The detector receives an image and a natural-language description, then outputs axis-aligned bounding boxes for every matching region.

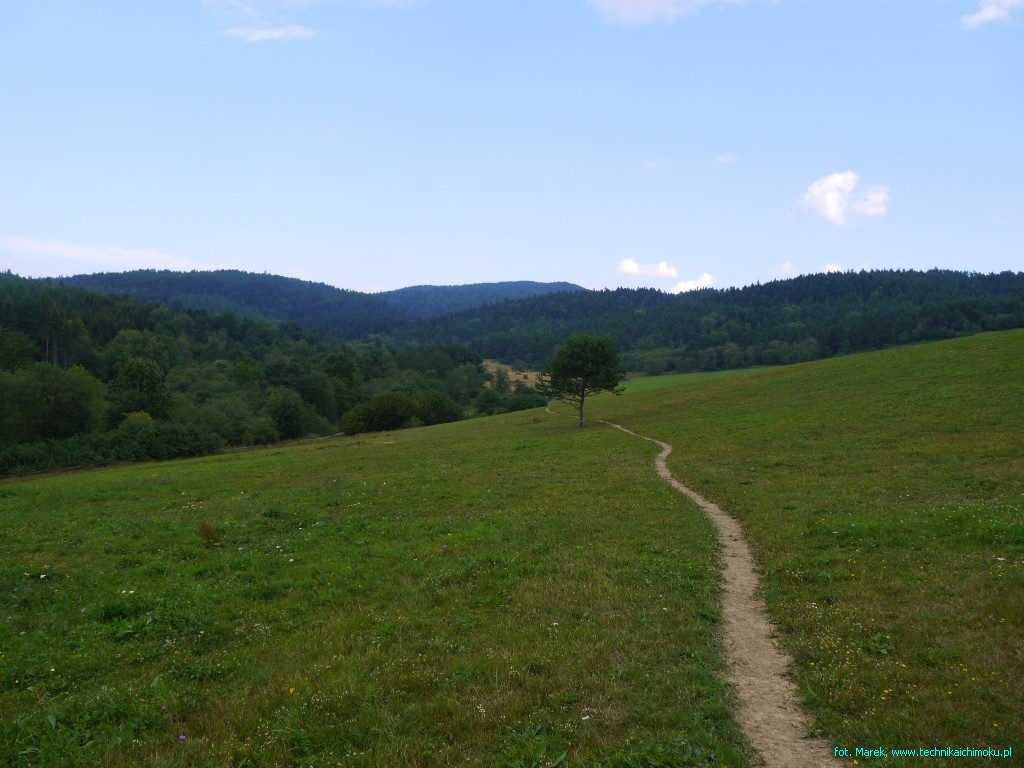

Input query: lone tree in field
[537,334,623,427]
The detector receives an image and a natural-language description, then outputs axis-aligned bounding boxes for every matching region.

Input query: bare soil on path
[599,419,841,768]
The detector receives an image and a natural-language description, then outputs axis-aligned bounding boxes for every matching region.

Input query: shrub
[0,422,224,477]
[243,416,280,446]
[414,390,464,425]
[506,390,547,412]
[339,404,372,435]
[474,387,506,416]
[120,411,154,426]
[339,391,417,435]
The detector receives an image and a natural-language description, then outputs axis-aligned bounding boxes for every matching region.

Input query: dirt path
[599,419,840,768]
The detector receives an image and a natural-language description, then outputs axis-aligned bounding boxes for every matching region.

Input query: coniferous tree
[537,334,623,427]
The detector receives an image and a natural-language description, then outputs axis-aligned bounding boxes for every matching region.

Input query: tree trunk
[577,395,585,427]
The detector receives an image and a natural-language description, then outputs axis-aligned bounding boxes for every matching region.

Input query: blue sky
[1,1,1021,293]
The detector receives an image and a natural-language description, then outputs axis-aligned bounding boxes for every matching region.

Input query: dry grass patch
[483,359,544,389]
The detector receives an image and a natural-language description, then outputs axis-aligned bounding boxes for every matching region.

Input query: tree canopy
[400,269,1024,371]
[537,334,623,427]
[0,273,492,475]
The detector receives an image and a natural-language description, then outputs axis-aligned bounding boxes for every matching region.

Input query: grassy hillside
[589,330,1024,756]
[3,330,1020,766]
[0,415,750,766]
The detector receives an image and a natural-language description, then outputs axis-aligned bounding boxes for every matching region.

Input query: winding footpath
[599,419,841,768]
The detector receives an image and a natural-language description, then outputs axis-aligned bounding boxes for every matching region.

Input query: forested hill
[0,272,499,475]
[400,269,1024,373]
[57,270,584,335]
[58,270,410,338]
[377,281,584,317]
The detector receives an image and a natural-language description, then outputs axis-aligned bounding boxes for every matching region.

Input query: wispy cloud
[800,171,890,226]
[207,0,319,41]
[588,0,742,26]
[205,0,417,41]
[851,186,889,218]
[0,237,220,274]
[714,152,739,164]
[219,24,316,41]
[962,0,1024,28]
[771,260,799,277]
[672,272,715,292]
[616,258,679,279]
[643,157,673,172]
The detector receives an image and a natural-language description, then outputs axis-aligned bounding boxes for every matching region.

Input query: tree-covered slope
[58,270,411,338]
[38,268,1024,378]
[0,273,489,475]
[403,269,1024,372]
[57,271,586,335]
[376,280,585,317]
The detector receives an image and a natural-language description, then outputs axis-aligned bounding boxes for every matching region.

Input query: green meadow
[2,330,1022,766]
[1,413,750,765]
[592,329,1024,758]
[619,369,765,394]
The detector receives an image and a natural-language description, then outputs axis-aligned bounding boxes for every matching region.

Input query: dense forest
[0,274,544,476]
[402,269,1024,372]
[58,268,1024,376]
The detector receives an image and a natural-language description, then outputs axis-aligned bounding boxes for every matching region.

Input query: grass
[619,369,766,394]
[4,330,1020,767]
[588,330,1024,764]
[0,412,751,766]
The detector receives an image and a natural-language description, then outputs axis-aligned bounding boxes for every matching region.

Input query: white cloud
[671,272,715,292]
[714,152,739,164]
[962,0,1024,28]
[0,237,220,274]
[617,258,680,279]
[617,258,715,292]
[801,172,857,225]
[821,263,843,274]
[851,187,889,218]
[800,171,889,226]
[219,24,316,40]
[588,0,741,25]
[772,260,799,277]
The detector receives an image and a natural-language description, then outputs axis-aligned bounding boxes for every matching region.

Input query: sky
[1,1,1021,294]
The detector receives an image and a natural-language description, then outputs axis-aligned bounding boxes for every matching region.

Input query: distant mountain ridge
[377,281,585,318]
[57,270,584,337]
